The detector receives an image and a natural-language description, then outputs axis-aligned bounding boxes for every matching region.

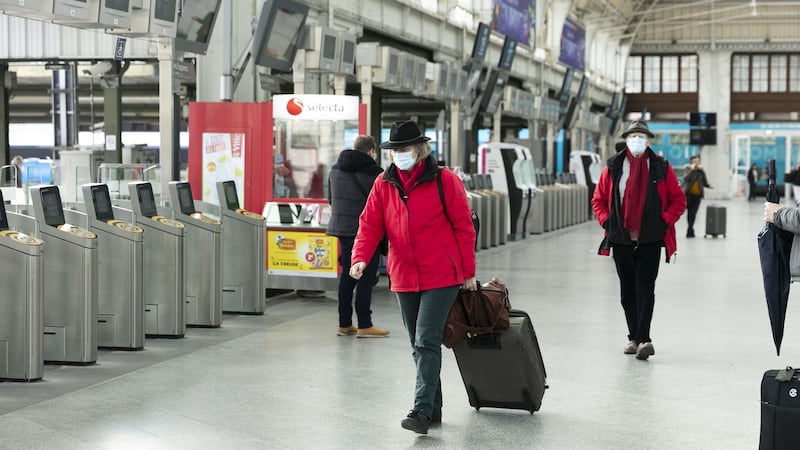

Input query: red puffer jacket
[352,157,476,292]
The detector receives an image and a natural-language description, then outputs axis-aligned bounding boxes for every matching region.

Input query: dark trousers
[686,193,702,232]
[396,286,459,418]
[612,242,661,343]
[337,236,380,329]
[749,182,758,200]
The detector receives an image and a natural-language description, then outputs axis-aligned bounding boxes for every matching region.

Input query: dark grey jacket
[326,149,383,238]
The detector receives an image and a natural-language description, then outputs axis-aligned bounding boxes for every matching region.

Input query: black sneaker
[431,408,442,424]
[401,410,430,434]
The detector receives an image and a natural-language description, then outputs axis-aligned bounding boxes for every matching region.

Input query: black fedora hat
[620,120,655,138]
[380,121,431,149]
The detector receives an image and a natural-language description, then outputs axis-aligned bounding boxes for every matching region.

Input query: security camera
[82,61,113,77]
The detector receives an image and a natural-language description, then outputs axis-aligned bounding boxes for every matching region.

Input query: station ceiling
[5,0,800,129]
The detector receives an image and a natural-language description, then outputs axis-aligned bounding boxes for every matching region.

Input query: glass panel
[732,54,749,92]
[273,119,359,200]
[680,55,698,92]
[752,55,769,92]
[662,56,679,93]
[790,55,800,92]
[625,56,642,93]
[770,55,787,92]
[643,56,660,93]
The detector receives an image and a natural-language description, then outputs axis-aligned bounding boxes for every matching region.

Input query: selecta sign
[272,95,359,121]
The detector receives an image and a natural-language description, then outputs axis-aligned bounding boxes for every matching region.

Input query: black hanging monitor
[90,184,115,222]
[137,183,158,218]
[689,112,717,127]
[471,22,491,61]
[0,190,8,231]
[174,0,222,55]
[40,186,66,228]
[497,36,517,71]
[251,0,309,71]
[176,182,196,215]
[221,180,240,211]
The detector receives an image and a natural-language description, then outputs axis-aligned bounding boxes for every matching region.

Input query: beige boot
[357,326,390,338]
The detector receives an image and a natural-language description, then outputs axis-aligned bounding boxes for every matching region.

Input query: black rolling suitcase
[452,309,547,413]
[760,367,800,449]
[705,204,727,238]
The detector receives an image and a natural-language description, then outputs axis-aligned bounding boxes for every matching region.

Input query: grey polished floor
[1,198,796,449]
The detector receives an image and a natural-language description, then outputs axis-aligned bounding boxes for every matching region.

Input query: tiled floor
[1,198,796,449]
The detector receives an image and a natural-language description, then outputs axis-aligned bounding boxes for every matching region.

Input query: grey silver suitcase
[705,204,727,238]
[452,309,547,413]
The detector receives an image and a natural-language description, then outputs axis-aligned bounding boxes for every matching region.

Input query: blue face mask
[392,151,417,171]
[626,136,647,155]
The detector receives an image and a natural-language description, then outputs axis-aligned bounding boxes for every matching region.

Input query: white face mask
[392,151,416,170]
[626,136,648,155]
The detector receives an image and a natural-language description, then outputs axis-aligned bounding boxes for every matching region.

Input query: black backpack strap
[436,168,455,229]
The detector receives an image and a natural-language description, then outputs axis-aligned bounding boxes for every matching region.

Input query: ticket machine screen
[176,183,195,215]
[222,181,240,211]
[137,183,157,218]
[91,184,115,222]
[0,191,8,230]
[41,186,66,227]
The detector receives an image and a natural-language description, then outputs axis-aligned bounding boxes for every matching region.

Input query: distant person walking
[748,164,760,201]
[326,135,389,338]
[591,120,686,361]
[682,155,714,238]
[10,155,23,187]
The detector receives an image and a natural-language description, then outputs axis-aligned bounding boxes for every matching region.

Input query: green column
[104,61,123,163]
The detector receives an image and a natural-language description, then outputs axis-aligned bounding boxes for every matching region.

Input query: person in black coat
[326,135,389,338]
[747,164,759,201]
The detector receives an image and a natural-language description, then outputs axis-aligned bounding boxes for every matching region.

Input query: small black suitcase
[760,367,800,450]
[705,204,727,238]
[452,309,547,413]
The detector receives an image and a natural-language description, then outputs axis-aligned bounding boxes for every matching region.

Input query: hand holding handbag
[442,277,511,349]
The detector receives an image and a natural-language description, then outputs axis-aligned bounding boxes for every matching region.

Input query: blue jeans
[337,236,380,328]
[396,286,459,417]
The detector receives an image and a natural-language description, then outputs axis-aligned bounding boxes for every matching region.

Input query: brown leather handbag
[442,277,511,349]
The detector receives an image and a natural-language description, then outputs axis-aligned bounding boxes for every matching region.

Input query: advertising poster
[267,230,338,278]
[202,132,246,205]
[559,18,586,71]
[490,0,533,47]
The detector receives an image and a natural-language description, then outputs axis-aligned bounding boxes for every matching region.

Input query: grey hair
[395,141,431,161]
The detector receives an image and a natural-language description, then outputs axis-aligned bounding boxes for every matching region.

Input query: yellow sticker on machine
[267,230,338,278]
[153,216,185,228]
[108,220,144,233]
[237,209,265,220]
[0,230,43,246]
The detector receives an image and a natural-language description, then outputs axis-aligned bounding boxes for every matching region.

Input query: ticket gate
[123,182,185,337]
[81,183,145,350]
[0,192,44,381]
[465,177,490,249]
[168,181,223,327]
[29,185,98,365]
[470,174,495,248]
[479,174,508,245]
[193,180,266,314]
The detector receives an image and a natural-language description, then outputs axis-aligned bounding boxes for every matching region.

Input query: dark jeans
[337,236,380,329]
[686,193,702,232]
[396,286,459,418]
[612,242,661,343]
[749,182,758,200]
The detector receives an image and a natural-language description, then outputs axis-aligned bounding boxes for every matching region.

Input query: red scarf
[395,160,426,194]
[623,150,649,234]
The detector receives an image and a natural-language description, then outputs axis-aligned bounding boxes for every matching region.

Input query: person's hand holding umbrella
[764,202,783,223]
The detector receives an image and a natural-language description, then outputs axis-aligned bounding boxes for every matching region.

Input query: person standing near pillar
[682,155,714,238]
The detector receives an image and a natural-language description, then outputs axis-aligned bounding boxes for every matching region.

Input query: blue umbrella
[758,159,794,355]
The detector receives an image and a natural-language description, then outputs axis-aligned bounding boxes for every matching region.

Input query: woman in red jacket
[591,120,686,361]
[349,120,477,434]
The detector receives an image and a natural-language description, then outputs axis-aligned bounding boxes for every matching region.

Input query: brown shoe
[336,325,357,336]
[636,342,655,360]
[357,326,390,338]
[623,340,637,354]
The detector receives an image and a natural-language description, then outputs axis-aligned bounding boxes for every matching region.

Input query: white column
[697,50,732,200]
